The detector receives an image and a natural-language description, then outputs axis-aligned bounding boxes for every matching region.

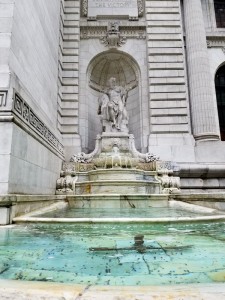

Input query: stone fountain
[56,77,180,206]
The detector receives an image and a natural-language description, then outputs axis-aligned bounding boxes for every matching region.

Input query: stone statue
[98,77,129,133]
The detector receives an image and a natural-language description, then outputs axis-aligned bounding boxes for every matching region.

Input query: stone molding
[81,0,88,17]
[207,36,225,53]
[13,93,64,157]
[0,91,8,107]
[137,0,144,17]
[81,0,144,18]
[80,25,146,47]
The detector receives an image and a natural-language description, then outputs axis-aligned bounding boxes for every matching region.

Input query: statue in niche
[98,77,131,133]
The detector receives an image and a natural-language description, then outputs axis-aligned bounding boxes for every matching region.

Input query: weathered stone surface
[88,0,138,18]
[0,207,10,225]
[0,281,225,300]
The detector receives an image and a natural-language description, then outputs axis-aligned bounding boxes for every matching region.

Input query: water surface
[35,207,213,219]
[0,221,225,285]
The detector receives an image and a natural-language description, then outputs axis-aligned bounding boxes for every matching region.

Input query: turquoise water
[35,207,212,218]
[1,222,225,286]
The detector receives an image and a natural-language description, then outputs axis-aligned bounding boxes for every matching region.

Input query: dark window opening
[214,1,225,28]
[215,65,225,140]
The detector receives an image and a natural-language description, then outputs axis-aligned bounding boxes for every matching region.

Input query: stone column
[183,0,220,141]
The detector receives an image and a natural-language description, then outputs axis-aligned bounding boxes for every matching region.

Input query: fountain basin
[1,221,225,286]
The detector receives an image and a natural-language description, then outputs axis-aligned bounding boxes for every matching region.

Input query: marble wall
[9,0,61,132]
[0,0,63,195]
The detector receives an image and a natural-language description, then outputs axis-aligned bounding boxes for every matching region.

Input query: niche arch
[86,50,143,151]
[215,63,225,140]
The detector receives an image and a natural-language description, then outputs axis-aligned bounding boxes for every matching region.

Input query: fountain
[56,77,181,208]
[2,77,225,293]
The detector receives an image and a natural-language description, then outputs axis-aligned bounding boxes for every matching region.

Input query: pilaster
[183,0,220,141]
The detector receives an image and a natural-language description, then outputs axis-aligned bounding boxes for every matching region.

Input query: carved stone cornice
[206,36,225,53]
[80,26,107,39]
[80,25,146,48]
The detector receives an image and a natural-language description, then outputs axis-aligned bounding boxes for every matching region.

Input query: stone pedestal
[56,133,181,196]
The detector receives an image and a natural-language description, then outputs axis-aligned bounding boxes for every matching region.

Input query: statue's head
[108,77,116,88]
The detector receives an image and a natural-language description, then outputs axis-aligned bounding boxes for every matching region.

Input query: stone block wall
[58,0,81,160]
[146,0,190,135]
[10,0,61,131]
[0,0,14,194]
[0,0,63,195]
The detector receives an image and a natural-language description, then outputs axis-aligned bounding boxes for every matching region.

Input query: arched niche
[86,50,142,151]
[215,64,225,140]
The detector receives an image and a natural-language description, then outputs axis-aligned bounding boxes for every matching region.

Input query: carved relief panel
[81,0,144,19]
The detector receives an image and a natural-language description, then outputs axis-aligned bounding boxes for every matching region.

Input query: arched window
[215,65,225,140]
[214,1,225,28]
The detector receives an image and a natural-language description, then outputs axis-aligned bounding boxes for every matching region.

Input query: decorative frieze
[80,24,146,48]
[206,37,225,54]
[207,38,225,48]
[13,93,64,156]
[0,91,7,107]
[82,0,88,17]
[137,0,144,17]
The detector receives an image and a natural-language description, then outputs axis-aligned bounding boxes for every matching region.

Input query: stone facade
[0,0,63,194]
[0,0,225,195]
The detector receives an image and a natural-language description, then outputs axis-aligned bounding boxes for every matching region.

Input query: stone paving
[1,281,225,300]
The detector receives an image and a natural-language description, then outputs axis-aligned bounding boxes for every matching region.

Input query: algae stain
[208,270,225,282]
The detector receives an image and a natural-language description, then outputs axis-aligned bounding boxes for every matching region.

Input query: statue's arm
[125,80,138,92]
